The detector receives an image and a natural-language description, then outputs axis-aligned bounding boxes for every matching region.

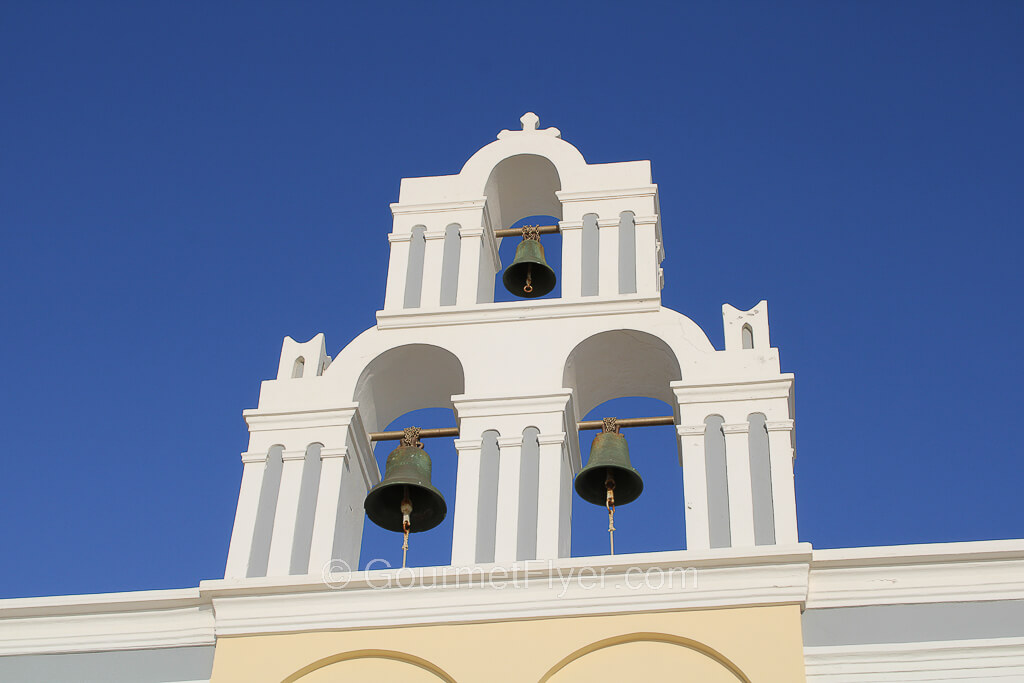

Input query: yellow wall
[210,605,806,682]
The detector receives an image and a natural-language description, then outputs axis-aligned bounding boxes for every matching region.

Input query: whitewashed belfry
[223,112,799,578]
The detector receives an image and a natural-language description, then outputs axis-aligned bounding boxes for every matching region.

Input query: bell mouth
[364,481,447,533]
[574,465,644,507]
[502,262,557,298]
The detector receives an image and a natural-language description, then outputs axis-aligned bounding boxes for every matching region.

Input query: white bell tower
[223,113,798,579]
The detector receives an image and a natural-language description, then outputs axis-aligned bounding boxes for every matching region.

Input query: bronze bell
[575,419,644,507]
[502,227,556,298]
[364,429,447,534]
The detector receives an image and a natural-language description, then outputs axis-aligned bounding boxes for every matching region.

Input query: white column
[766,420,799,544]
[634,216,660,296]
[535,433,571,560]
[559,221,583,299]
[597,217,619,296]
[494,436,524,563]
[306,447,348,573]
[383,233,411,310]
[224,451,268,579]
[266,448,308,575]
[677,425,711,551]
[451,438,483,565]
[456,228,483,306]
[722,423,756,546]
[419,230,446,308]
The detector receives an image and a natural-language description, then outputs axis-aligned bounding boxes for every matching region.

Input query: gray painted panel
[0,645,214,683]
[748,414,776,545]
[404,226,426,308]
[440,224,461,306]
[704,416,731,548]
[618,212,636,294]
[475,430,500,563]
[803,600,1024,646]
[518,428,540,560]
[581,214,599,297]
[248,444,283,577]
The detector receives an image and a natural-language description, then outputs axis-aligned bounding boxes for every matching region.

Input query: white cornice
[242,405,359,432]
[201,545,813,637]
[375,295,662,330]
[390,199,487,216]
[0,588,213,656]
[555,186,658,203]
[671,377,794,404]
[807,540,1024,607]
[804,637,1024,681]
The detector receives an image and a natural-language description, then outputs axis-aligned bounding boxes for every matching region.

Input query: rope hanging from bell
[605,470,616,555]
[401,488,412,569]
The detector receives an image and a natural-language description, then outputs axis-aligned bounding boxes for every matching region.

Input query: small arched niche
[483,154,562,230]
[352,344,466,434]
[563,329,682,418]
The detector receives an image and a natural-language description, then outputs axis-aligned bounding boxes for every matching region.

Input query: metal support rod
[370,427,460,442]
[577,415,676,431]
[368,415,675,442]
[493,224,560,238]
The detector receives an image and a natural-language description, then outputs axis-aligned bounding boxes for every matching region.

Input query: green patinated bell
[502,237,556,298]
[364,444,447,533]
[574,431,644,507]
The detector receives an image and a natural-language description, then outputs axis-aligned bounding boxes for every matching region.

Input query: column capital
[557,220,585,231]
[596,217,620,228]
[765,419,795,432]
[240,451,268,464]
[496,436,524,448]
[387,232,414,243]
[677,425,706,437]
[281,449,307,462]
[423,230,448,240]
[722,423,750,435]
[319,447,348,459]
[537,432,567,446]
[458,227,485,238]
[453,438,483,451]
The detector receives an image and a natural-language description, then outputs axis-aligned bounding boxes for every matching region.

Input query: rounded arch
[484,154,562,230]
[353,344,466,434]
[282,648,456,683]
[539,632,751,683]
[563,330,682,418]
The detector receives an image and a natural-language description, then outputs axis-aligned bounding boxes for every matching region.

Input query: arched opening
[747,413,775,545]
[247,444,284,577]
[284,649,457,683]
[581,213,599,296]
[483,154,562,230]
[564,330,685,556]
[353,344,466,569]
[572,396,683,556]
[705,415,731,549]
[291,357,305,379]
[741,324,754,349]
[358,406,458,570]
[439,223,461,306]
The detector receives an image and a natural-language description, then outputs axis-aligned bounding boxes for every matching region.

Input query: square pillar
[766,420,799,544]
[455,228,484,306]
[677,425,711,551]
[266,449,309,575]
[634,215,660,297]
[722,422,756,547]
[494,436,525,563]
[383,233,412,310]
[559,220,584,299]
[419,229,447,308]
[535,432,572,560]
[224,450,269,579]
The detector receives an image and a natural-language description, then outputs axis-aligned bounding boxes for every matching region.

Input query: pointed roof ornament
[497,111,561,140]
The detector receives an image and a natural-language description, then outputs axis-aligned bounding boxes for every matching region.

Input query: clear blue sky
[2,1,1022,598]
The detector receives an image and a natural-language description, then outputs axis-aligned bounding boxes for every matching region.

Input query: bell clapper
[605,469,616,555]
[401,487,413,569]
[523,263,533,294]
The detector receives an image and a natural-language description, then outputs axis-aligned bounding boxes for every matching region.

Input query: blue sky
[1,1,1022,598]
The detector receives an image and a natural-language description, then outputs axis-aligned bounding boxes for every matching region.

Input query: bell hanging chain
[401,426,423,448]
[401,487,412,568]
[605,469,616,555]
[602,417,620,434]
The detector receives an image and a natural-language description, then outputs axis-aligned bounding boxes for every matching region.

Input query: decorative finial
[497,113,561,140]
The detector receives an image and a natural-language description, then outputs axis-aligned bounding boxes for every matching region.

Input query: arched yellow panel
[283,649,456,683]
[540,633,751,683]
